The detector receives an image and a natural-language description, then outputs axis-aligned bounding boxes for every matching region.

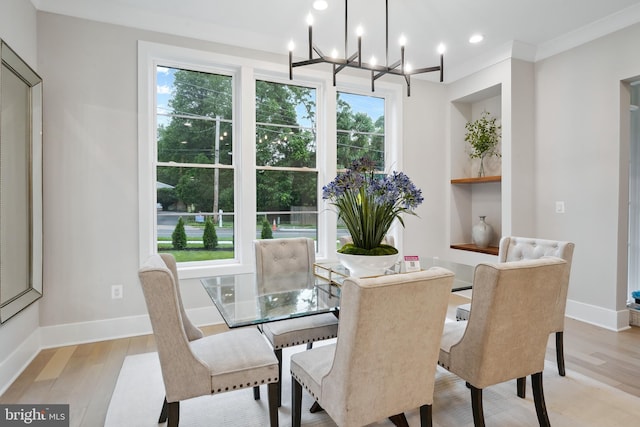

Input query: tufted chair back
[498,236,574,332]
[438,257,567,426]
[254,238,315,293]
[290,268,454,426]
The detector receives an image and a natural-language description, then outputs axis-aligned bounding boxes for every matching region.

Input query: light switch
[555,201,565,214]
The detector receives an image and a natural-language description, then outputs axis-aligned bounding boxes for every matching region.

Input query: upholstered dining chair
[455,236,574,397]
[439,257,567,427]
[290,268,454,427]
[254,237,339,407]
[138,253,280,427]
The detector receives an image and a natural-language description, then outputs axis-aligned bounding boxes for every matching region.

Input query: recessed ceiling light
[469,34,484,44]
[313,0,328,11]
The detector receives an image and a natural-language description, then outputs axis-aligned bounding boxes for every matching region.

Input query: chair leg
[419,404,433,427]
[274,348,283,407]
[469,385,485,427]
[253,385,260,400]
[532,372,551,427]
[556,331,566,376]
[268,382,279,427]
[292,377,303,427]
[158,396,168,423]
[167,401,179,427]
[517,377,526,398]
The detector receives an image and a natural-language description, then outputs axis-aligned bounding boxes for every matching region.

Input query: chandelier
[288,0,445,96]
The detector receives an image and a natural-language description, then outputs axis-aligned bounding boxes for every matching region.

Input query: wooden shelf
[450,244,499,256]
[451,176,501,184]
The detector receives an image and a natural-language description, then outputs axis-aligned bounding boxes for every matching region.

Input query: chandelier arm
[313,44,325,58]
[292,58,327,67]
[334,52,359,74]
[405,65,441,75]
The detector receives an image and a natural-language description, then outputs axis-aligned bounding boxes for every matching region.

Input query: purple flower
[323,157,423,250]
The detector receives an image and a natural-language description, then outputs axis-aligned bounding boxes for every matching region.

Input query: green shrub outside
[261,217,273,239]
[203,217,218,250]
[172,217,187,250]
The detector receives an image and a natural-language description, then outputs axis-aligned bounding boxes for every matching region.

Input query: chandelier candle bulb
[307,14,313,59]
[356,26,363,67]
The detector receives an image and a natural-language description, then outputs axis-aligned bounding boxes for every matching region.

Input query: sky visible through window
[158,66,384,130]
[338,92,384,125]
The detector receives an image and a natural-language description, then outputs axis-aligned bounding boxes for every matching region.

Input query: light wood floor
[1,294,639,427]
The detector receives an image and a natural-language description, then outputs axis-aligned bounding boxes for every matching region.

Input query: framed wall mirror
[0,39,43,323]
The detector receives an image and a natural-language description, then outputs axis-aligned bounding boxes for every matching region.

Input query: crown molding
[536,2,640,61]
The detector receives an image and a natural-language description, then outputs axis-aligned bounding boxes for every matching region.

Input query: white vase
[472,216,493,249]
[336,252,398,278]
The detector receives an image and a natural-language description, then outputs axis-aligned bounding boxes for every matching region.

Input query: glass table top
[201,257,474,328]
[201,272,340,328]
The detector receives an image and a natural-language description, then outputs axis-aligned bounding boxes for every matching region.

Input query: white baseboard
[565,298,631,331]
[39,307,223,349]
[0,307,223,394]
[0,328,41,396]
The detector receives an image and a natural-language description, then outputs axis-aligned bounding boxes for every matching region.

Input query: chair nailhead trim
[212,377,278,395]
[274,334,338,350]
[291,372,319,400]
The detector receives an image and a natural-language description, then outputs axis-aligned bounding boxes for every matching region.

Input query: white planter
[336,252,399,278]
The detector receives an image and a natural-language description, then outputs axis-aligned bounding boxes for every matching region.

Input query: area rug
[106,342,640,427]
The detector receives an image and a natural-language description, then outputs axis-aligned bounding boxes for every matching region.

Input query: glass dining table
[200,257,474,329]
[200,258,474,427]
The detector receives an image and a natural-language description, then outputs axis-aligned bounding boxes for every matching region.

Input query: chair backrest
[320,268,454,426]
[450,257,567,388]
[499,236,574,331]
[138,254,210,401]
[158,253,204,341]
[254,238,315,293]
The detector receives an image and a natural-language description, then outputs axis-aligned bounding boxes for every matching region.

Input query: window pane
[255,81,316,168]
[256,170,318,242]
[157,66,233,165]
[336,92,385,170]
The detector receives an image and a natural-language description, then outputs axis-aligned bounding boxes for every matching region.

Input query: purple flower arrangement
[323,157,423,254]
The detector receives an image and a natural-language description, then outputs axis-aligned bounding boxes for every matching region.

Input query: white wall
[36,13,270,335]
[0,0,41,395]
[535,23,640,330]
[401,80,447,258]
[2,7,638,394]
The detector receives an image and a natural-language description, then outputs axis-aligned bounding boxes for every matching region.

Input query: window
[138,41,402,274]
[335,92,386,245]
[336,92,385,170]
[255,81,318,244]
[156,66,235,262]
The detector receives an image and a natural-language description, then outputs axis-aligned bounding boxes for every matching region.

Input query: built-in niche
[449,84,502,255]
[0,39,43,323]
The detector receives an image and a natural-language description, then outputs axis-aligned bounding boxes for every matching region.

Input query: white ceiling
[32,0,640,82]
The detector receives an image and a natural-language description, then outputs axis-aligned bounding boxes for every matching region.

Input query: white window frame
[138,41,403,278]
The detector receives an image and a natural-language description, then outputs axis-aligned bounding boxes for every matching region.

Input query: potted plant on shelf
[464,110,501,177]
[322,157,423,277]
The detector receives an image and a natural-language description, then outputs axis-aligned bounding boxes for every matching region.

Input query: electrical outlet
[555,201,565,214]
[111,284,123,299]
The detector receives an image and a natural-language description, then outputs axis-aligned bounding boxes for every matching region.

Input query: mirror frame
[0,39,43,323]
